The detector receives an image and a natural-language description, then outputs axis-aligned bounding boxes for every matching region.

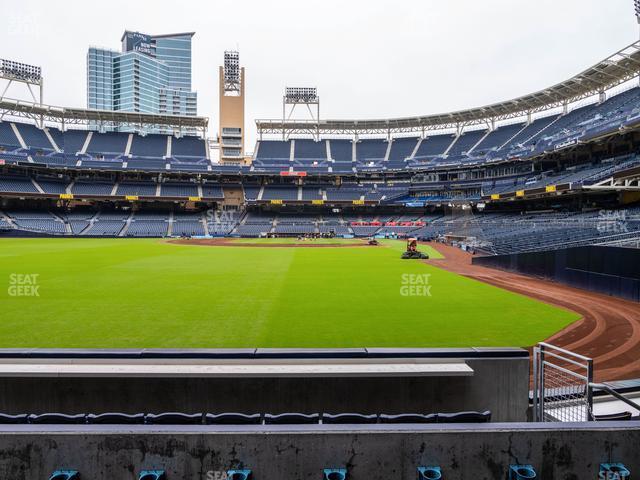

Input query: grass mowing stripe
[0,238,578,348]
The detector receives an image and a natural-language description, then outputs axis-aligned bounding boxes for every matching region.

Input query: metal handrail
[590,383,640,413]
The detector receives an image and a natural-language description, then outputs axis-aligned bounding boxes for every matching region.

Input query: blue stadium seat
[263,413,319,424]
[86,413,145,424]
[138,470,166,480]
[509,465,536,480]
[322,413,378,424]
[205,413,262,425]
[28,413,86,424]
[437,411,491,423]
[227,469,252,480]
[0,413,28,424]
[378,413,437,424]
[417,466,442,480]
[145,413,203,425]
[49,470,79,480]
[323,468,347,480]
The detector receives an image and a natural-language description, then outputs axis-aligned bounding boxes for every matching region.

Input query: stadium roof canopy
[256,41,640,136]
[0,98,208,133]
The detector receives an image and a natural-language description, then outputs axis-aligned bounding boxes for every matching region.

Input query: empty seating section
[172,136,206,158]
[86,132,128,155]
[301,186,323,200]
[388,137,418,164]
[356,139,387,162]
[208,210,240,235]
[447,129,487,156]
[414,133,455,158]
[202,184,224,198]
[410,208,640,255]
[81,159,124,170]
[64,211,94,234]
[504,115,559,150]
[295,139,327,160]
[71,181,114,195]
[256,140,290,160]
[173,220,205,236]
[117,182,157,196]
[47,128,64,150]
[474,122,525,154]
[274,223,316,234]
[0,122,21,148]
[0,176,37,193]
[127,158,166,170]
[81,212,128,236]
[243,186,261,201]
[160,183,198,197]
[262,185,298,201]
[0,86,638,178]
[7,211,65,234]
[325,186,366,201]
[62,130,89,154]
[130,134,167,158]
[35,178,68,194]
[329,140,353,162]
[126,219,168,237]
[15,123,53,150]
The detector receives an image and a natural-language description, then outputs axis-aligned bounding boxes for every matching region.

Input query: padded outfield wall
[473,246,640,302]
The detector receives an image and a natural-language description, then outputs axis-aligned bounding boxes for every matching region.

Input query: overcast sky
[1,0,638,148]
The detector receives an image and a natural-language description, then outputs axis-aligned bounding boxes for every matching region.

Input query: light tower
[282,87,320,141]
[0,58,44,126]
[219,51,245,163]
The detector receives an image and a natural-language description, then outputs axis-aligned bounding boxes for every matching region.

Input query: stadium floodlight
[0,58,44,126]
[223,51,241,93]
[636,0,640,22]
[285,87,318,104]
[281,87,320,141]
[0,59,42,84]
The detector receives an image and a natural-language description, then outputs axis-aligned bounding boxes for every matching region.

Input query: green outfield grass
[0,238,579,348]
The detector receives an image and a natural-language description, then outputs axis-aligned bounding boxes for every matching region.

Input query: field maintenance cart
[401,237,429,259]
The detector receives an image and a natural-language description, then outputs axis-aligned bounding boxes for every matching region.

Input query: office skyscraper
[87,31,197,133]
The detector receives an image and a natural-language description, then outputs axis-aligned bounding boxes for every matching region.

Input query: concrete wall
[0,422,638,480]
[0,352,529,422]
[473,245,640,302]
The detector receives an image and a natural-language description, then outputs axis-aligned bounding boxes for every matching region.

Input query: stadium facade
[87,31,197,133]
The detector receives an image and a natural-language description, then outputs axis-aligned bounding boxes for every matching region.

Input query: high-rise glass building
[87,31,197,133]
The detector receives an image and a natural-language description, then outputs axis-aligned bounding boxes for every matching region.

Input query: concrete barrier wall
[0,422,638,480]
[473,245,640,301]
[0,352,529,422]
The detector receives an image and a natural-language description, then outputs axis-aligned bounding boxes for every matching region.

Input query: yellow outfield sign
[352,199,365,205]
[125,195,139,201]
[188,196,202,202]
[545,185,557,193]
[270,199,283,205]
[311,199,324,205]
[59,193,74,200]
[490,194,500,200]
[516,190,525,197]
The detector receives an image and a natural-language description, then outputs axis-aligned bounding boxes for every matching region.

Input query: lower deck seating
[0,410,492,425]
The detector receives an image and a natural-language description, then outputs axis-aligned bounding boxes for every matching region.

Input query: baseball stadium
[1,2,640,479]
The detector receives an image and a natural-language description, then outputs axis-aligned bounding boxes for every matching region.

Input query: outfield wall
[0,422,638,479]
[0,348,529,422]
[473,245,640,301]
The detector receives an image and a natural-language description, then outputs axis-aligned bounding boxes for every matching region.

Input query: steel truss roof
[0,98,208,131]
[256,41,640,135]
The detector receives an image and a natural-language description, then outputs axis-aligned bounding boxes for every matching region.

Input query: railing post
[587,358,594,421]
[538,345,545,421]
[532,347,539,422]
